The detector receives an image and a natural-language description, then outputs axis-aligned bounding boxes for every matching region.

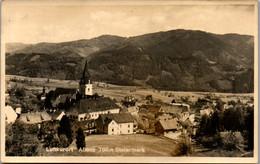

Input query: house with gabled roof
[96,113,134,135]
[155,118,182,139]
[66,97,120,121]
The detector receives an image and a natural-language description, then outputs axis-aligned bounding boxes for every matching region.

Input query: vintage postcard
[1,0,258,163]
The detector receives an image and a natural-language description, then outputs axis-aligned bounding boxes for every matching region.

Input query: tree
[58,115,72,145]
[228,100,236,106]
[215,99,224,110]
[208,111,221,134]
[244,108,254,150]
[44,90,54,109]
[5,121,41,156]
[76,128,86,150]
[222,107,244,131]
[197,114,209,136]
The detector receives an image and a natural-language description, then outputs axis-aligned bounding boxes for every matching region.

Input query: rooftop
[99,113,134,124]
[158,118,180,130]
[160,104,189,114]
[19,111,52,124]
[67,97,120,114]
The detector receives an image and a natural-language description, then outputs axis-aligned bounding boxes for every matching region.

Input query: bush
[171,139,194,156]
[197,134,222,148]
[220,132,244,151]
[59,134,70,148]
[43,132,60,148]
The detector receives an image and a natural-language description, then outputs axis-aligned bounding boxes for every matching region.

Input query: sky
[2,1,257,44]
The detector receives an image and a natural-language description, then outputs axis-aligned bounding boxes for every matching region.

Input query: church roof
[66,97,120,115]
[54,88,77,96]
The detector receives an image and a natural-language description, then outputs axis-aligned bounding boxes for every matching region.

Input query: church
[65,60,120,121]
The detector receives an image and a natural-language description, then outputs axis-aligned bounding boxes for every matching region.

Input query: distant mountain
[6,35,125,57]
[5,43,32,53]
[5,29,254,93]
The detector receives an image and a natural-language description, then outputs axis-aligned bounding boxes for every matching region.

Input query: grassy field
[5,75,253,104]
[42,134,178,156]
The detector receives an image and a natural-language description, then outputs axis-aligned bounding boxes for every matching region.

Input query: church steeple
[79,59,93,97]
[80,60,91,85]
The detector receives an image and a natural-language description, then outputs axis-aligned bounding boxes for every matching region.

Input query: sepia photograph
[1,0,258,163]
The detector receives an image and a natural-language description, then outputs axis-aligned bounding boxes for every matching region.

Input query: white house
[96,113,134,135]
[5,105,17,124]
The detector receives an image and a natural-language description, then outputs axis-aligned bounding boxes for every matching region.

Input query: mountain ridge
[6,29,254,93]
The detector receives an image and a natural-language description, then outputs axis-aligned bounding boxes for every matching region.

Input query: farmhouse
[96,113,134,135]
[5,105,17,124]
[18,111,52,124]
[155,118,182,139]
[66,97,120,121]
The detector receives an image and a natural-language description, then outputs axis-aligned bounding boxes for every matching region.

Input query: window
[128,124,130,128]
[128,130,130,133]
[112,128,114,132]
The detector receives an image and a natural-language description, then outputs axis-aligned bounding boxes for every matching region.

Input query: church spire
[80,59,91,84]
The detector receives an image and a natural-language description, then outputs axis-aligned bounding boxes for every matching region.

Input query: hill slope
[6,29,254,93]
